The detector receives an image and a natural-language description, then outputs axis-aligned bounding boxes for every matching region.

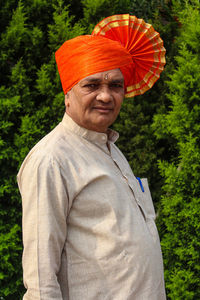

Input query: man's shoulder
[28,123,67,157]
[18,122,79,174]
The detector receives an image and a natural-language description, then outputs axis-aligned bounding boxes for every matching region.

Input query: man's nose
[96,86,113,102]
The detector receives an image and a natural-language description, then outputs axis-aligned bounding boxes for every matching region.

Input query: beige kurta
[17,113,166,300]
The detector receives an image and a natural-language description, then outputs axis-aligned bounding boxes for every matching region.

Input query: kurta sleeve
[17,153,69,300]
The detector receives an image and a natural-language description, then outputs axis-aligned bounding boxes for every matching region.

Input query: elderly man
[17,14,166,300]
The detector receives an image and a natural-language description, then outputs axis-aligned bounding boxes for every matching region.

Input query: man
[17,14,166,299]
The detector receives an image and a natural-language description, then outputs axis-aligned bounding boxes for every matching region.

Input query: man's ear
[65,93,70,108]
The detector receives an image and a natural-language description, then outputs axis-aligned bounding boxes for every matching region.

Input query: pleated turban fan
[55,14,166,98]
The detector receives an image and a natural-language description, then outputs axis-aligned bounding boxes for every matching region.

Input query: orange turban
[55,14,166,97]
[55,35,133,95]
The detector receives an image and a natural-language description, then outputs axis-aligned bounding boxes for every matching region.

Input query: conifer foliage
[153,1,200,298]
[0,0,191,298]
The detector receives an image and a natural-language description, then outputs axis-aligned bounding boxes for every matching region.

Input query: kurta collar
[61,113,119,145]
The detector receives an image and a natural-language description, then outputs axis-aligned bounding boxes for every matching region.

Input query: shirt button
[102,136,106,141]
[136,197,140,203]
[123,175,128,182]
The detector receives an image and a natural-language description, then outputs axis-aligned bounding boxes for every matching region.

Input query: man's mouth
[93,106,113,113]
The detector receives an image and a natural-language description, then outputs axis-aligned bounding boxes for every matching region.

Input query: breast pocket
[136,178,160,243]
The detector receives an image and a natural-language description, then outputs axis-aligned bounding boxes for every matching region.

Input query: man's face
[65,69,124,133]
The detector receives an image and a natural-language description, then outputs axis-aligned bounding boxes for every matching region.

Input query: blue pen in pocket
[136,177,145,193]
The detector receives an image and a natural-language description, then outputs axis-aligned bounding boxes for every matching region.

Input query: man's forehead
[80,69,124,83]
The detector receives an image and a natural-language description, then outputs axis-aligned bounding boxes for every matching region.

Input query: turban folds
[55,14,166,97]
[55,35,133,95]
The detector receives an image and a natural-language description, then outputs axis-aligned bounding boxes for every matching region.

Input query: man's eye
[84,84,98,89]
